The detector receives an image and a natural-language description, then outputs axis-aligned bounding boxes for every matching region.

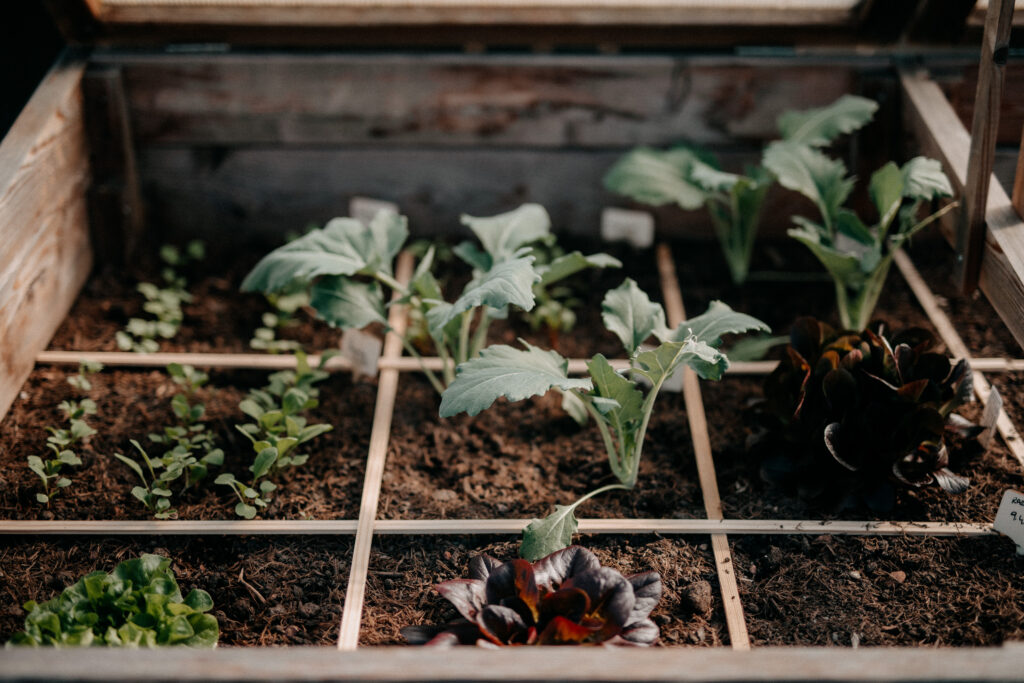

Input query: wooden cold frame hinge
[956,0,1015,294]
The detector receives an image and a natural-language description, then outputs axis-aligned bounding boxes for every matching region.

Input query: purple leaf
[532,546,600,591]
[435,579,486,622]
[625,572,662,622]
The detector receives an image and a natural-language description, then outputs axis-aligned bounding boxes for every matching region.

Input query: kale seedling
[117,240,205,353]
[402,545,662,646]
[216,350,333,518]
[241,204,619,393]
[114,439,177,519]
[761,97,955,330]
[7,554,218,647]
[604,95,883,286]
[440,279,767,559]
[27,362,102,505]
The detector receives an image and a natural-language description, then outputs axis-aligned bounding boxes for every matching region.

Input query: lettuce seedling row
[2,240,1022,658]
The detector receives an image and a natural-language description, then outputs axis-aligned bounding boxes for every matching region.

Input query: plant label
[600,208,654,248]
[979,386,1002,450]
[350,197,399,226]
[993,489,1024,555]
[341,329,383,378]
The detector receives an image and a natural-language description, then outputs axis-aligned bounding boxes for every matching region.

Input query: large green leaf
[537,251,622,287]
[777,94,878,146]
[460,204,551,263]
[601,279,668,357]
[241,211,407,293]
[788,224,866,288]
[659,300,770,345]
[602,147,706,210]
[633,338,727,384]
[520,504,579,561]
[587,354,644,473]
[439,343,592,418]
[309,277,386,329]
[901,156,953,201]
[762,141,854,228]
[426,257,540,332]
[869,162,905,233]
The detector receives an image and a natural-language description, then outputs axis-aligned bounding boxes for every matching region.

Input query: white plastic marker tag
[634,344,684,393]
[349,197,399,227]
[341,329,383,379]
[600,208,655,249]
[979,386,1003,450]
[993,489,1024,555]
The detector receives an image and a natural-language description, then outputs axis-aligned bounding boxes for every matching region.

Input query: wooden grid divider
[894,250,1024,469]
[655,243,751,651]
[335,251,415,651]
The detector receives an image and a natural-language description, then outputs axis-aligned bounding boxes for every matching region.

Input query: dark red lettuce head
[756,318,980,511]
[401,546,661,647]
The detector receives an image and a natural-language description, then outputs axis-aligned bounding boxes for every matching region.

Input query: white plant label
[600,207,655,248]
[349,197,399,227]
[341,329,383,378]
[993,489,1024,555]
[979,386,1003,450]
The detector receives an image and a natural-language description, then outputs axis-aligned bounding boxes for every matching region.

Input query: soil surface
[906,232,1022,358]
[0,536,352,646]
[48,239,658,361]
[674,239,938,353]
[380,374,704,521]
[0,367,374,520]
[731,534,1024,646]
[704,377,1024,522]
[361,535,726,647]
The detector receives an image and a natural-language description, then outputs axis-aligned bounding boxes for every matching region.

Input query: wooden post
[956,0,1015,293]
[1013,124,1024,219]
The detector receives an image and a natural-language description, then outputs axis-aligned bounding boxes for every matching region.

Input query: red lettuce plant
[401,546,661,647]
[755,317,979,511]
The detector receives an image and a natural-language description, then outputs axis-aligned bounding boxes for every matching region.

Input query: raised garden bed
[3,36,1024,683]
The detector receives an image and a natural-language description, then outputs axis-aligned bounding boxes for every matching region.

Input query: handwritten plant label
[993,489,1024,555]
[350,197,399,227]
[979,386,1002,450]
[341,329,383,379]
[600,208,655,248]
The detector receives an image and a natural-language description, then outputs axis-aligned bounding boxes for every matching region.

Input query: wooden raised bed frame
[2,44,1024,681]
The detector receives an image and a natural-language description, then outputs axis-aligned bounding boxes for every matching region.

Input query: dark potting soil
[0,536,351,646]
[673,239,939,349]
[704,377,1024,522]
[48,238,659,361]
[380,374,704,521]
[0,367,374,520]
[731,534,1024,646]
[360,535,726,647]
[906,232,1022,358]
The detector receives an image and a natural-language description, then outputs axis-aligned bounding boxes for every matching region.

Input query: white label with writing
[979,386,1003,450]
[341,329,383,378]
[993,489,1024,555]
[350,197,399,227]
[600,208,655,249]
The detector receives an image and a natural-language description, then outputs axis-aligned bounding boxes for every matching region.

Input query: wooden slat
[957,0,1016,292]
[656,243,750,651]
[0,53,92,422]
[3,644,1024,682]
[96,54,858,148]
[1013,124,1024,218]
[35,352,1024,374]
[0,518,994,537]
[336,251,414,651]
[894,250,1024,469]
[89,0,861,27]
[900,69,1024,350]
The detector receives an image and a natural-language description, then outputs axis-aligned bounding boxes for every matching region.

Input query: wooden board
[93,54,859,147]
[0,53,91,421]
[3,643,1023,682]
[84,0,861,27]
[900,69,1024,350]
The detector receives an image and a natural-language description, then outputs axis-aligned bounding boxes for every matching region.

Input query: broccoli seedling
[440,279,767,559]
